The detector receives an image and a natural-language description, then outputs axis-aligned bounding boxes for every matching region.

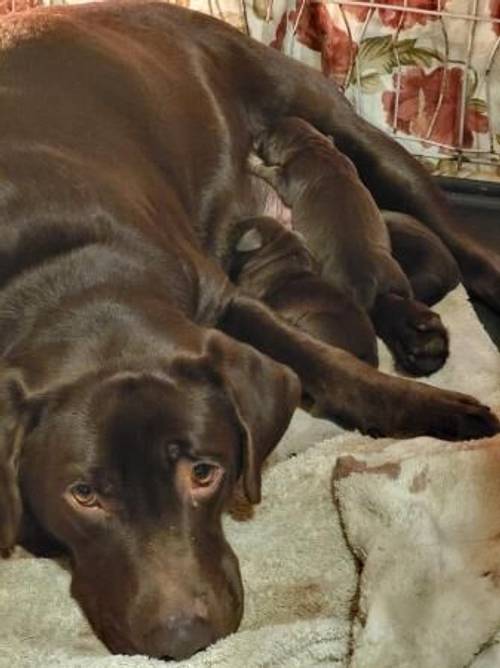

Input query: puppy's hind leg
[384,210,461,306]
[267,278,379,367]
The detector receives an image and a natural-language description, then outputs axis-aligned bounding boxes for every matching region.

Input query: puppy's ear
[205,330,300,504]
[235,227,264,253]
[0,374,43,557]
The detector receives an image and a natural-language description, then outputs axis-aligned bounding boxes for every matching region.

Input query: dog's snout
[146,605,215,660]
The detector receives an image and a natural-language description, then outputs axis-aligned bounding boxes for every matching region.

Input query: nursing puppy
[226,215,379,366]
[253,117,411,308]
[253,117,452,375]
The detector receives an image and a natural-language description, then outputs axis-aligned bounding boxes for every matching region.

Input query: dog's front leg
[218,293,499,441]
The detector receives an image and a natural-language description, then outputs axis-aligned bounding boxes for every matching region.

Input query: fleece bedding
[0,284,499,668]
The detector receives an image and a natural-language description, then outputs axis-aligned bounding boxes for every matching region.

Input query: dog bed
[0,284,499,667]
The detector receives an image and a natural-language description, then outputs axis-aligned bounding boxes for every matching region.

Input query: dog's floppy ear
[204,330,300,504]
[0,374,44,557]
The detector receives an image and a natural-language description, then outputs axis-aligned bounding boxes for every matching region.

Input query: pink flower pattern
[346,0,444,30]
[490,0,500,35]
[272,1,355,84]
[0,0,40,14]
[382,66,489,148]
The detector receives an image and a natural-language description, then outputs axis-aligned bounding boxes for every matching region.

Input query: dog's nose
[147,612,215,660]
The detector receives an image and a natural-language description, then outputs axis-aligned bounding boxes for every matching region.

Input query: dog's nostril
[147,615,214,660]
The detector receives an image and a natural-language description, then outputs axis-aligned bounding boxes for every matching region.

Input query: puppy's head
[255,116,329,165]
[229,216,314,298]
[1,331,299,659]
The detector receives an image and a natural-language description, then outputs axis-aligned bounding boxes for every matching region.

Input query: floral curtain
[248,0,500,182]
[2,0,500,182]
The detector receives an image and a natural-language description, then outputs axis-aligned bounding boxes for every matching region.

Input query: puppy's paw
[374,296,448,376]
[394,302,448,376]
[247,151,264,171]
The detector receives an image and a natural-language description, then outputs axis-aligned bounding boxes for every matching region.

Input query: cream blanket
[0,285,499,668]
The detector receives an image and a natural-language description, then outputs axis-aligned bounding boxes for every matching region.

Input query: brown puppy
[253,117,411,308]
[253,117,452,375]
[229,174,460,376]
[0,3,498,661]
[226,215,378,366]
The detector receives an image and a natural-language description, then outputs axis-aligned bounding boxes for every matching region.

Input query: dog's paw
[375,296,448,376]
[368,384,500,441]
[393,302,448,376]
[308,350,499,441]
[315,375,499,441]
[416,387,500,441]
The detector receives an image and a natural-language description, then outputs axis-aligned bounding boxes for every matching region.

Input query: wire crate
[245,0,500,181]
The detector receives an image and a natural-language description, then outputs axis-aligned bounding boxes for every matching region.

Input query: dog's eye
[190,462,220,488]
[70,483,99,508]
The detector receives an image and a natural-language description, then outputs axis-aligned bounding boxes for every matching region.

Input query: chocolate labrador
[252,116,457,374]
[0,1,498,660]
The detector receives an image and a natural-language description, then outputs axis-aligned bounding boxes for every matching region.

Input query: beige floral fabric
[248,0,500,182]
[3,0,500,182]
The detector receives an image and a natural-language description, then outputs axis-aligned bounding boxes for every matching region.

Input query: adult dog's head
[0,330,300,659]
